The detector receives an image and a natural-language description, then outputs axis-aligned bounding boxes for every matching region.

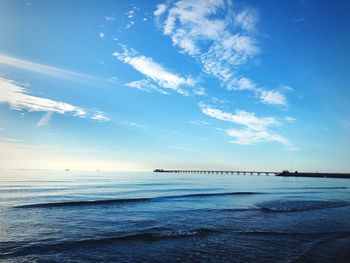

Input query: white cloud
[154,1,290,106]
[229,77,289,106]
[0,77,109,122]
[121,121,148,128]
[108,76,118,84]
[105,16,116,22]
[200,103,292,147]
[0,78,85,116]
[0,54,100,82]
[154,4,167,17]
[226,128,290,146]
[285,116,297,123]
[211,97,229,104]
[126,21,135,29]
[37,111,53,126]
[170,145,192,152]
[99,32,105,38]
[126,9,135,19]
[155,1,258,83]
[162,1,226,55]
[124,7,138,29]
[259,90,287,106]
[189,120,209,125]
[193,87,206,96]
[126,80,152,93]
[2,138,23,142]
[113,46,195,96]
[234,8,258,32]
[200,103,276,130]
[91,111,110,122]
[230,77,257,91]
[126,80,169,94]
[282,85,294,91]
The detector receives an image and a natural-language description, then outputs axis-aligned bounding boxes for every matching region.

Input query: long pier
[277,171,350,179]
[153,169,278,176]
[153,169,350,178]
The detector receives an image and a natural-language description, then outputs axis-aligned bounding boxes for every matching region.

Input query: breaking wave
[0,228,217,258]
[16,192,263,208]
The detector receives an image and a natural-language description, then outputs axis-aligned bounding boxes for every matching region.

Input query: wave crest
[258,200,349,213]
[16,192,263,208]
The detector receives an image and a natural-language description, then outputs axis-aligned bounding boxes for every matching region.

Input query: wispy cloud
[189,120,209,125]
[259,90,288,106]
[155,1,258,83]
[225,128,291,146]
[211,97,229,105]
[284,116,297,123]
[120,121,148,128]
[234,8,259,32]
[124,6,139,29]
[154,4,167,17]
[0,77,109,122]
[91,111,110,122]
[193,87,206,96]
[158,1,227,55]
[231,77,257,91]
[170,145,193,152]
[126,9,136,19]
[230,77,288,106]
[125,79,169,94]
[2,138,23,142]
[199,103,293,147]
[200,104,275,130]
[105,15,116,22]
[154,0,290,106]
[37,111,53,126]
[113,46,196,96]
[0,54,100,83]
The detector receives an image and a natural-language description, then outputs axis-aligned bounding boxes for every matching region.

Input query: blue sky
[0,0,350,172]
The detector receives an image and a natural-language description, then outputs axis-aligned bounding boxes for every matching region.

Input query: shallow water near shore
[0,170,349,262]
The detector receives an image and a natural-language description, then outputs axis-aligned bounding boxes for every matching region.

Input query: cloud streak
[0,77,109,122]
[113,46,196,95]
[170,145,193,152]
[37,111,53,126]
[0,54,101,83]
[126,79,169,94]
[199,103,292,147]
[227,77,288,106]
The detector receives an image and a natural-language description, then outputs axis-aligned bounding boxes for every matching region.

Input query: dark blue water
[0,171,349,262]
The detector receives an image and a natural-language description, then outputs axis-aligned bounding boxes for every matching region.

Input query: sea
[0,170,349,262]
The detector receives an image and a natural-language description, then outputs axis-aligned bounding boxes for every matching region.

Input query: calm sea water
[0,170,349,262]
